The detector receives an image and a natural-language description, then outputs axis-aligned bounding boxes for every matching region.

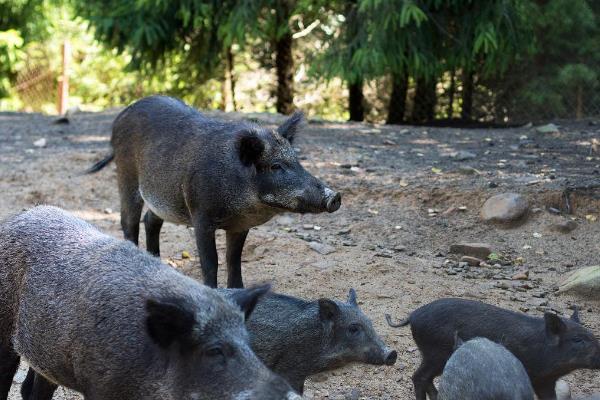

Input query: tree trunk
[227,46,237,111]
[348,80,364,121]
[461,70,474,121]
[386,72,409,124]
[221,46,236,112]
[275,32,294,115]
[411,77,437,123]
[447,69,455,119]
[576,84,583,119]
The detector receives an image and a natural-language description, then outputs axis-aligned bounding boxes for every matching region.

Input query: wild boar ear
[347,288,358,307]
[237,131,265,166]
[277,111,304,144]
[318,299,340,322]
[146,298,196,348]
[453,332,464,350]
[570,307,581,324]
[545,312,567,343]
[230,284,271,320]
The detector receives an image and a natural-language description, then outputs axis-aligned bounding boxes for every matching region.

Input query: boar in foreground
[386,298,600,400]
[88,95,341,288]
[0,206,298,400]
[221,288,397,393]
[437,337,534,400]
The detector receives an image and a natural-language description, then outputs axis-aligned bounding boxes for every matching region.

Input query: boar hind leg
[143,210,163,257]
[193,216,219,288]
[533,380,558,400]
[226,230,249,288]
[0,346,19,400]
[21,368,57,400]
[117,174,144,246]
[412,356,443,400]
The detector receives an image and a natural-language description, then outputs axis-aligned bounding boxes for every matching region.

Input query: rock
[512,270,529,280]
[481,193,529,224]
[548,220,577,233]
[308,241,336,255]
[535,123,560,134]
[460,256,482,266]
[555,380,572,400]
[12,369,27,384]
[275,215,294,225]
[452,150,477,161]
[344,388,360,400]
[528,298,548,307]
[558,266,600,297]
[33,138,47,148]
[450,243,493,260]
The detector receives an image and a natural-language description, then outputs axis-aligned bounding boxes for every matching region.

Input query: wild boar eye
[205,345,224,357]
[571,337,585,344]
[348,324,362,336]
[270,163,283,171]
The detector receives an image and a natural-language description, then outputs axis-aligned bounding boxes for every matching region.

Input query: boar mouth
[364,349,397,366]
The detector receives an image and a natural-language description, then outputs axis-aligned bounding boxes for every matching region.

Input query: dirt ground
[1,108,600,399]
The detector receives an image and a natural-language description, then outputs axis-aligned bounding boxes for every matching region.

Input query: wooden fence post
[57,40,70,115]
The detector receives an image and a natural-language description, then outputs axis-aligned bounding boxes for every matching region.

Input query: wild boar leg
[143,210,164,257]
[0,346,19,400]
[193,217,219,287]
[117,173,143,245]
[21,368,57,400]
[226,230,249,289]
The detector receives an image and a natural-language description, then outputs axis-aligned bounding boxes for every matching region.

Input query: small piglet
[386,298,600,400]
[438,337,534,400]
[222,288,397,393]
[88,95,341,288]
[0,206,298,400]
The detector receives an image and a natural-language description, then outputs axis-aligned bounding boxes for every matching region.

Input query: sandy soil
[1,109,599,399]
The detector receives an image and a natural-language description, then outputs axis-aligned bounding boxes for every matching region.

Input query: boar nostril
[326,192,341,213]
[385,350,398,366]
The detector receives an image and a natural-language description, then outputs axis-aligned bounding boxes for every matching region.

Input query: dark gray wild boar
[221,288,397,393]
[437,337,534,400]
[0,206,299,400]
[87,95,341,288]
[385,298,600,400]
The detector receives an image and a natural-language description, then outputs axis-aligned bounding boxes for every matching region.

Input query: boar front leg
[226,230,249,289]
[0,346,19,400]
[533,379,558,400]
[21,368,57,400]
[193,216,219,288]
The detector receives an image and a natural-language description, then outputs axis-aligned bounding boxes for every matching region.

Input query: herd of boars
[0,95,598,400]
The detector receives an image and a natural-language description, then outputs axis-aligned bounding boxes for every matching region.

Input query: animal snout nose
[324,190,341,213]
[385,349,398,366]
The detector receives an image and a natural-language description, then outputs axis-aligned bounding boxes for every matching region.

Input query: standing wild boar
[87,95,341,288]
[0,206,299,400]
[221,288,397,393]
[437,337,534,400]
[386,298,600,400]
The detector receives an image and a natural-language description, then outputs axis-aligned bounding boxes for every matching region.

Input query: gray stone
[449,243,493,259]
[536,123,560,134]
[308,241,336,255]
[548,220,577,233]
[481,193,529,224]
[453,150,477,161]
[558,266,600,298]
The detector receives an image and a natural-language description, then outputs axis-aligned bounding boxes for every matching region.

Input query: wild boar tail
[86,153,114,174]
[385,313,410,328]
